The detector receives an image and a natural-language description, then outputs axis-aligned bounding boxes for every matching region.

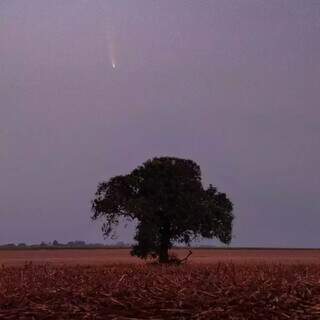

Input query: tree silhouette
[91,157,233,263]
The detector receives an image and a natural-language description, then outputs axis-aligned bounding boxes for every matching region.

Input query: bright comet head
[112,63,116,69]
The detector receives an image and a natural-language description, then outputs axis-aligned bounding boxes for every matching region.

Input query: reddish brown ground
[0,262,320,319]
[0,248,319,266]
[0,250,320,319]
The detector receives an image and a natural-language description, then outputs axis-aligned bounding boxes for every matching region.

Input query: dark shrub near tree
[91,157,234,263]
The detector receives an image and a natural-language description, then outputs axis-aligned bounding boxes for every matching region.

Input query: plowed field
[0,249,320,319]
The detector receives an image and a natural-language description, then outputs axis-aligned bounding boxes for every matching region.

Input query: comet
[109,40,117,70]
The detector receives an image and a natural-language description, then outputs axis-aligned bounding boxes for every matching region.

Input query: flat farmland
[1,249,320,319]
[0,248,320,266]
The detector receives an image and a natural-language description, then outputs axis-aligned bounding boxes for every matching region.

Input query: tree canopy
[91,157,234,263]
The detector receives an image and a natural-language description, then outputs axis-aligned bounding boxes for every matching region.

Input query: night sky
[1,0,319,247]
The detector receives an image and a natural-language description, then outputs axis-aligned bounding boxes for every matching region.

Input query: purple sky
[1,0,319,247]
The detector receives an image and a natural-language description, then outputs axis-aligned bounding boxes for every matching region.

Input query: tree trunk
[159,247,169,263]
[159,241,169,263]
[158,218,170,263]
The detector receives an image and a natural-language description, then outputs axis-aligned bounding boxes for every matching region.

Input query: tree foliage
[91,157,234,262]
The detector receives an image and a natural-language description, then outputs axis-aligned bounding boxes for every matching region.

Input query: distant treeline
[0,241,211,250]
[0,240,131,250]
[0,242,318,251]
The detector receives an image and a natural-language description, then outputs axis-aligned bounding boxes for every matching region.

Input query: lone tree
[91,157,234,263]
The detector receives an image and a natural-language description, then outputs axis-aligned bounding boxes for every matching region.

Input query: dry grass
[0,262,320,319]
